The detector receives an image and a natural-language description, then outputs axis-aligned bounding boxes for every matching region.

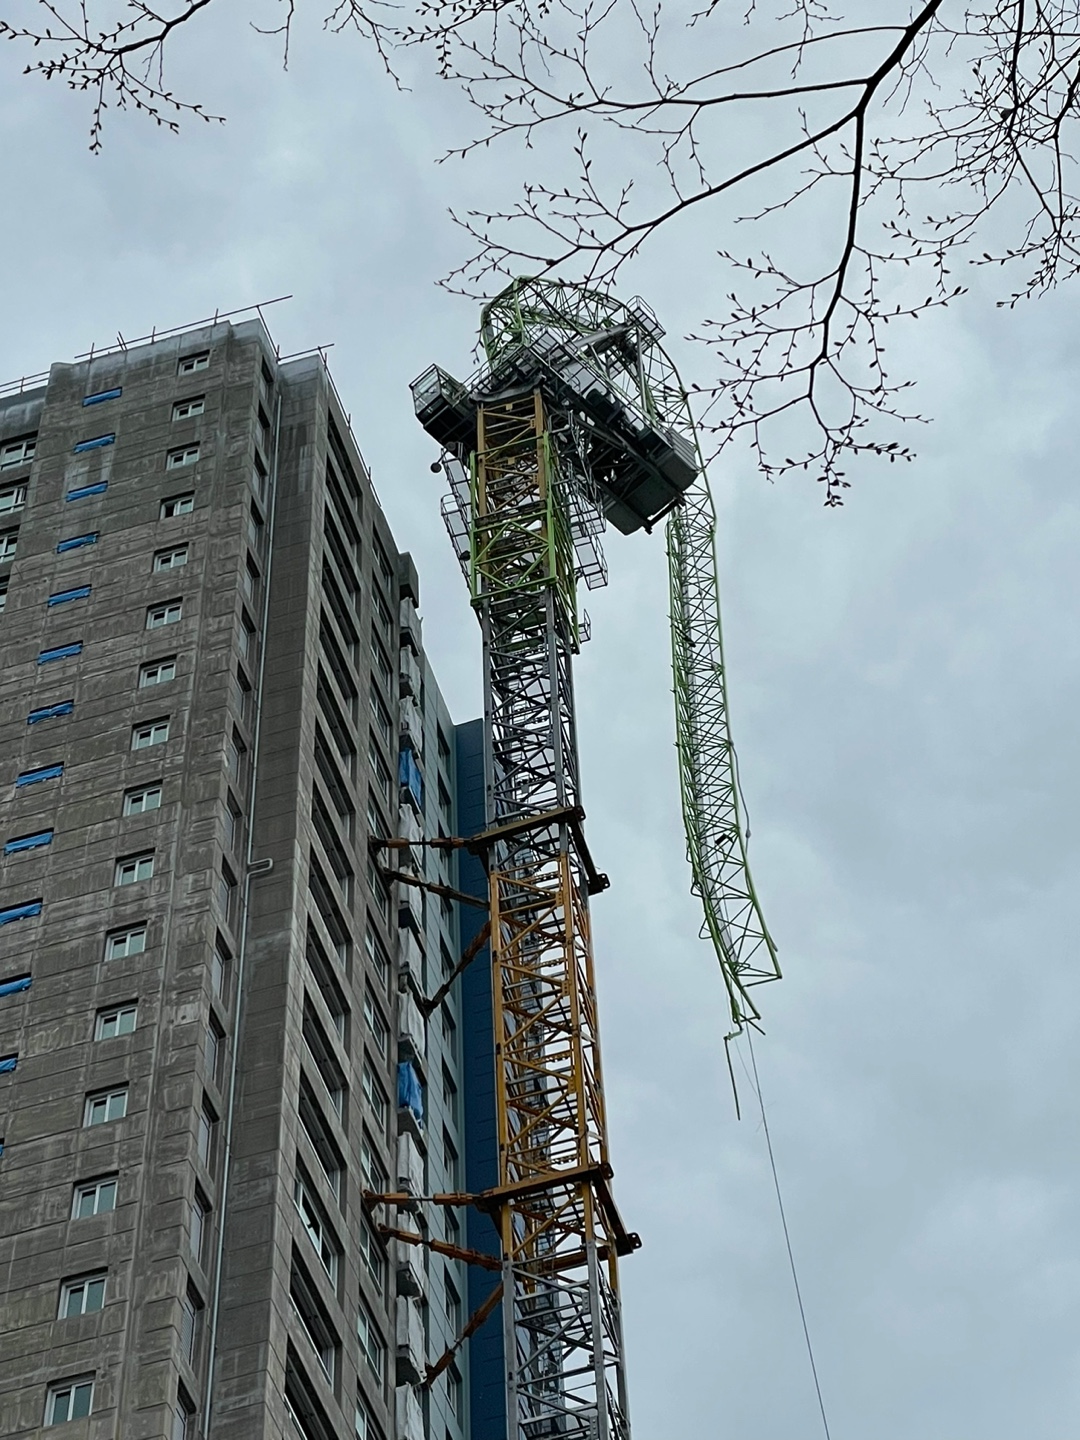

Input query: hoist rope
[744,1031,834,1440]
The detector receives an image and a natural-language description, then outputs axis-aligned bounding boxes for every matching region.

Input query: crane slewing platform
[402,278,779,1440]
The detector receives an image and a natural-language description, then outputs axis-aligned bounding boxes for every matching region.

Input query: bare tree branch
[6,2,1080,499]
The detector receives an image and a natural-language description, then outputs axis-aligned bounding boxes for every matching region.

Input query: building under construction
[0,282,775,1440]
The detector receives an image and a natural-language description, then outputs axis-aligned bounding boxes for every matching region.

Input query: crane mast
[411,277,777,1440]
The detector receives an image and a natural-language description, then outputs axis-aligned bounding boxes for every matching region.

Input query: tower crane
[406,277,779,1440]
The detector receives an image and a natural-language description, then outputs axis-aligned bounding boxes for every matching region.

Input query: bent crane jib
[410,275,778,1440]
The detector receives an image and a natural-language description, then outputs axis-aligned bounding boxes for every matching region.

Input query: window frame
[45,1377,94,1425]
[160,493,195,519]
[72,1176,118,1219]
[153,544,190,573]
[105,924,147,960]
[123,783,163,816]
[146,599,183,631]
[131,718,170,750]
[95,1003,137,1041]
[83,1087,128,1127]
[172,396,205,421]
[139,656,177,689]
[59,1272,107,1319]
[114,851,155,886]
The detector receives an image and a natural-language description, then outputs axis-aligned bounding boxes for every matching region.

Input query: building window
[226,730,247,783]
[364,930,390,991]
[354,1392,376,1440]
[84,1087,128,1126]
[362,1062,388,1128]
[154,545,189,572]
[59,1272,106,1318]
[197,1100,218,1168]
[239,613,256,661]
[160,493,195,519]
[445,1277,462,1330]
[83,387,122,406]
[217,863,237,924]
[124,784,162,816]
[73,1176,118,1219]
[132,718,169,750]
[247,505,264,553]
[115,852,154,886]
[293,1170,340,1284]
[0,483,26,514]
[45,1378,94,1424]
[177,351,209,375]
[205,1019,223,1084]
[359,1132,387,1195]
[139,657,177,689]
[212,937,231,1000]
[355,1296,385,1382]
[363,989,389,1059]
[105,925,146,960]
[180,1285,203,1364]
[369,690,391,745]
[447,1366,463,1419]
[0,435,35,470]
[0,577,7,612]
[232,666,252,719]
[190,1191,208,1265]
[96,1004,137,1040]
[172,1388,195,1440]
[173,396,205,420]
[359,1216,387,1294]
[0,529,18,561]
[147,599,182,630]
[253,454,267,499]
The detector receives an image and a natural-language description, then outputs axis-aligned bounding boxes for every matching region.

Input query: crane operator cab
[410,309,700,535]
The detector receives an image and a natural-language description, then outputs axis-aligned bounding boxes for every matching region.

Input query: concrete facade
[0,319,478,1440]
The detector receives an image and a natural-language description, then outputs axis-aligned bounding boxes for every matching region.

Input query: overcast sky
[2,6,1079,1438]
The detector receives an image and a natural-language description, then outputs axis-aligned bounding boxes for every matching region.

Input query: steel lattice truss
[474,394,629,1440]
[411,275,778,1440]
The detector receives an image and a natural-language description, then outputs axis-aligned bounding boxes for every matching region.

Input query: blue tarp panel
[73,434,115,452]
[0,977,31,997]
[47,586,91,607]
[398,747,423,808]
[0,1056,17,1074]
[5,831,53,854]
[56,533,99,552]
[82,388,122,406]
[27,701,74,725]
[15,764,63,787]
[38,643,82,664]
[66,482,108,501]
[397,1061,425,1127]
[0,901,41,925]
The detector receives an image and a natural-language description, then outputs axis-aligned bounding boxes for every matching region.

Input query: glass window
[293,1172,339,1283]
[105,925,146,960]
[177,351,209,375]
[359,1216,387,1293]
[205,1021,222,1083]
[59,1273,106,1318]
[115,852,154,886]
[139,657,177,688]
[45,1378,94,1424]
[153,545,189,572]
[124,784,162,816]
[356,1296,385,1381]
[84,1088,128,1126]
[172,1390,195,1440]
[95,1005,137,1040]
[190,1192,207,1265]
[363,989,389,1058]
[73,1177,118,1219]
[0,577,7,613]
[132,719,169,750]
[362,1062,388,1127]
[354,1392,376,1440]
[0,435,35,470]
[160,493,194,519]
[0,483,26,514]
[197,1102,217,1168]
[172,397,205,420]
[0,529,18,561]
[180,1286,202,1362]
[211,939,230,1000]
[146,599,182,630]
